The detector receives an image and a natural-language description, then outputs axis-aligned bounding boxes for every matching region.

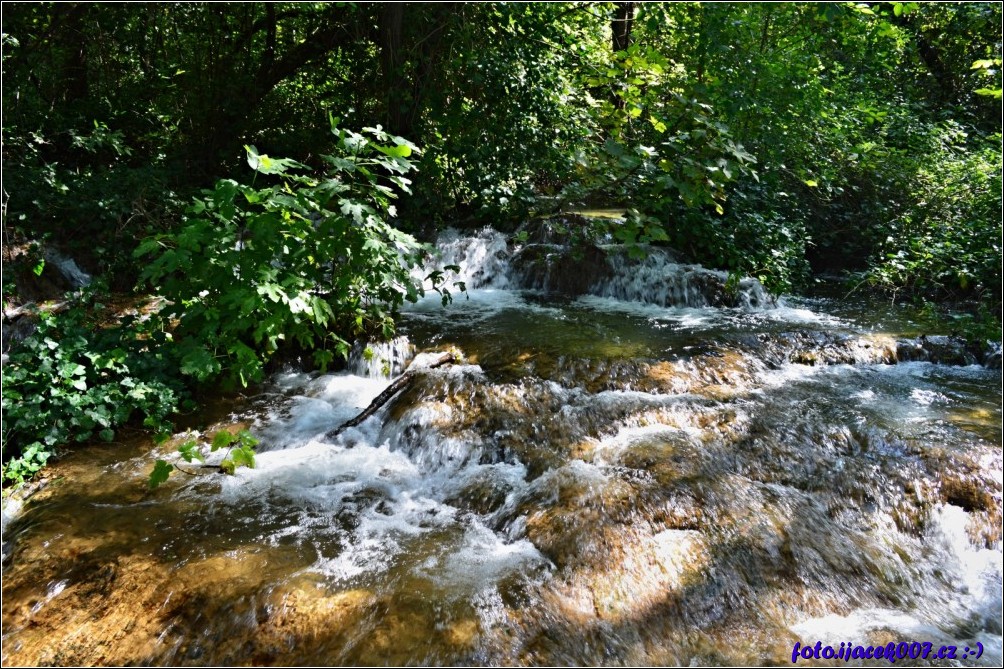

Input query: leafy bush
[859,125,1002,303]
[553,46,784,284]
[2,294,186,485]
[3,119,187,291]
[673,188,812,295]
[137,121,458,387]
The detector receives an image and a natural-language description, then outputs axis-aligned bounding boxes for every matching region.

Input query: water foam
[43,249,92,288]
[595,246,772,309]
[205,360,548,591]
[791,503,1003,665]
[419,227,513,289]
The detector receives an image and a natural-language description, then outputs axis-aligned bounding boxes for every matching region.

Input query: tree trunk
[611,2,636,111]
[612,2,636,54]
[380,3,409,137]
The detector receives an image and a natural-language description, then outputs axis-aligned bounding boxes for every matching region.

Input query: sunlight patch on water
[912,387,948,406]
[574,294,722,327]
[417,520,549,591]
[792,608,961,648]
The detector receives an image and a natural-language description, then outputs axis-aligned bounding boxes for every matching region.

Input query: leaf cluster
[2,292,185,485]
[135,120,444,387]
[148,429,259,489]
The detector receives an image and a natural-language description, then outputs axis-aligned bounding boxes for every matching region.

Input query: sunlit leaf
[178,439,205,463]
[211,430,236,452]
[149,460,174,489]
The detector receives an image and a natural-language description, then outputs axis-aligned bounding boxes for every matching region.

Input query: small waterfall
[422,227,773,310]
[594,246,771,309]
[421,228,514,289]
[347,335,415,378]
[43,249,92,288]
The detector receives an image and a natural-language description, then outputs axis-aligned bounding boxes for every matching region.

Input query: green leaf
[375,143,413,158]
[211,431,236,452]
[178,439,205,463]
[179,346,217,379]
[321,154,357,173]
[257,283,284,304]
[237,429,259,449]
[974,87,1002,99]
[231,445,255,470]
[971,59,1001,70]
[245,145,306,175]
[314,348,335,372]
[99,428,115,441]
[149,460,174,489]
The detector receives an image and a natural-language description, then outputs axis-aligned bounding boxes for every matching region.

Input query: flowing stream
[2,228,1001,666]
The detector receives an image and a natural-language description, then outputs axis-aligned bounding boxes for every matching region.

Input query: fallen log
[324,351,456,440]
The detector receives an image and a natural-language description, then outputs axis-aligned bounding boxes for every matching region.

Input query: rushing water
[2,228,1001,666]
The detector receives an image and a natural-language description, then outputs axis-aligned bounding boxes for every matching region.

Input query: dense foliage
[135,120,451,388]
[1,292,186,483]
[2,2,1000,483]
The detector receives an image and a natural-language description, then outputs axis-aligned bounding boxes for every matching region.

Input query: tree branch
[252,5,355,105]
[324,351,456,441]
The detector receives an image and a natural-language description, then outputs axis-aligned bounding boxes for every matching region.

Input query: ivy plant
[2,293,185,485]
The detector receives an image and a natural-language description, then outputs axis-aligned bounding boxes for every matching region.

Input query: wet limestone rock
[512,243,611,296]
[896,335,980,366]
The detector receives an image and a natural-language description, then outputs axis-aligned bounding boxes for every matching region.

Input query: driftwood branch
[324,351,456,440]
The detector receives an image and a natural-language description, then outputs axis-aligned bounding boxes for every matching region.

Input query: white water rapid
[2,227,1000,666]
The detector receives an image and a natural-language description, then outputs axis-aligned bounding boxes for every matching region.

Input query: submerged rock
[896,335,980,366]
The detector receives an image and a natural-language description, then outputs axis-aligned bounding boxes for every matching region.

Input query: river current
[2,228,1001,665]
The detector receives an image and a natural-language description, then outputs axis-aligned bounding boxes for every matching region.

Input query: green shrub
[136,120,459,387]
[2,293,185,485]
[3,120,187,291]
[860,125,1002,302]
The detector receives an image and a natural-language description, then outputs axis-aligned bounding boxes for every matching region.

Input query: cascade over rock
[422,227,774,310]
[348,336,415,378]
[3,227,1000,667]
